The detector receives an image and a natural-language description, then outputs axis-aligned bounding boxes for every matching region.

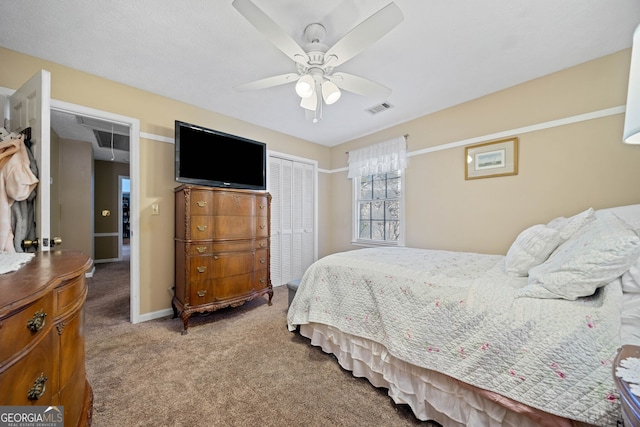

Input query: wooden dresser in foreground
[0,250,93,426]
[173,185,273,334]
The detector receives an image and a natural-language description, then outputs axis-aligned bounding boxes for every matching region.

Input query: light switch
[152,203,159,215]
[101,210,110,217]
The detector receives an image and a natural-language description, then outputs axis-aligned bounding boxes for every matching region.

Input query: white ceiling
[1,0,640,149]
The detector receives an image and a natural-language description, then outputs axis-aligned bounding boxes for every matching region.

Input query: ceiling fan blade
[232,0,309,65]
[234,73,299,91]
[324,2,403,67]
[330,72,391,99]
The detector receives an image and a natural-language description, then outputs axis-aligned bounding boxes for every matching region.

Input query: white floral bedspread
[287,247,623,426]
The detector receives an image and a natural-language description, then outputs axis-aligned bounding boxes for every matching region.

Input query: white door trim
[0,88,141,324]
[50,99,141,325]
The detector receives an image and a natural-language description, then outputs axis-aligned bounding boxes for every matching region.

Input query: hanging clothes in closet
[0,130,39,253]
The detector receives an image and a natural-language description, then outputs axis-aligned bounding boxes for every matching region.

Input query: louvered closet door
[269,156,315,287]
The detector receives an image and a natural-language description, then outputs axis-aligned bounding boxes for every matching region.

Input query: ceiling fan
[232,0,404,122]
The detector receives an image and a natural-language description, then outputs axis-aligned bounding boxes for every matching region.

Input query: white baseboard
[137,308,174,323]
[85,266,96,278]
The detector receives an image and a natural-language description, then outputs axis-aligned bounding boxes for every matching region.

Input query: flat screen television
[174,120,266,190]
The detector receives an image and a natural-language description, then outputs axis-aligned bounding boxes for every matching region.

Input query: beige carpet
[84,259,434,426]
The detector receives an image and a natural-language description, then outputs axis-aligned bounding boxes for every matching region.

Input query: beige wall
[329,49,640,255]
[0,46,331,316]
[94,160,129,260]
[58,138,93,256]
[4,45,640,316]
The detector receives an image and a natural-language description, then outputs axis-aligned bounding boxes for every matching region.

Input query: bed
[287,205,640,427]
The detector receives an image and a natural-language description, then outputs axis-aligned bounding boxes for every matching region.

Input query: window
[347,135,407,246]
[354,170,404,246]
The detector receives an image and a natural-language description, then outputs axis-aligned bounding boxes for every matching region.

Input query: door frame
[51,100,141,324]
[1,88,141,324]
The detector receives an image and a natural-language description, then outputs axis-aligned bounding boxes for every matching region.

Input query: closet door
[269,157,292,287]
[269,156,315,287]
[8,70,52,252]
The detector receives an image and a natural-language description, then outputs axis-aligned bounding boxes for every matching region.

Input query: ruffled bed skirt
[299,323,590,427]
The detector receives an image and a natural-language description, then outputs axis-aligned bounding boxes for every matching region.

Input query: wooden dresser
[0,250,93,426]
[173,185,273,334]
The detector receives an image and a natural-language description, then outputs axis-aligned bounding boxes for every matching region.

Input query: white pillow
[622,291,640,345]
[516,211,640,300]
[596,204,640,231]
[622,258,640,293]
[546,207,596,241]
[505,224,561,276]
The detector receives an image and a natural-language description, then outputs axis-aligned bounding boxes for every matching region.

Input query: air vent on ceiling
[366,102,394,115]
[93,130,130,152]
[76,116,129,135]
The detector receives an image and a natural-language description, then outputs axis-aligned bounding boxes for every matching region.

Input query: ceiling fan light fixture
[295,74,315,98]
[322,81,341,105]
[300,90,318,111]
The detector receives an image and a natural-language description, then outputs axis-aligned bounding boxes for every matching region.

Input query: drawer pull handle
[260,242,267,248]
[196,246,207,253]
[26,310,47,333]
[196,201,207,207]
[259,204,265,209]
[27,373,47,401]
[260,258,266,264]
[259,224,265,229]
[213,256,219,260]
[259,278,266,283]
[197,266,207,273]
[197,225,208,232]
[197,290,207,297]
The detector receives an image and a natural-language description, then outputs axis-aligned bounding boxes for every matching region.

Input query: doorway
[51,99,141,324]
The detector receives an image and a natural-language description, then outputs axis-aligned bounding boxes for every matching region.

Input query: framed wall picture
[465,137,518,180]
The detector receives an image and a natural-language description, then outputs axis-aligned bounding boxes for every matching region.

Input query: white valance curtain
[347,135,407,179]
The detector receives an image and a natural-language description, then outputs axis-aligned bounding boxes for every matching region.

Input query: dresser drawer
[187,243,213,255]
[255,217,268,237]
[255,195,269,217]
[187,256,214,281]
[188,216,257,240]
[213,216,257,239]
[211,240,258,252]
[188,216,216,239]
[212,273,255,301]
[0,330,57,405]
[254,249,268,271]
[210,252,254,278]
[189,281,216,305]
[255,239,269,250]
[186,240,264,255]
[212,192,257,216]
[254,270,269,291]
[56,276,84,316]
[188,190,215,215]
[0,292,54,365]
[186,257,215,305]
